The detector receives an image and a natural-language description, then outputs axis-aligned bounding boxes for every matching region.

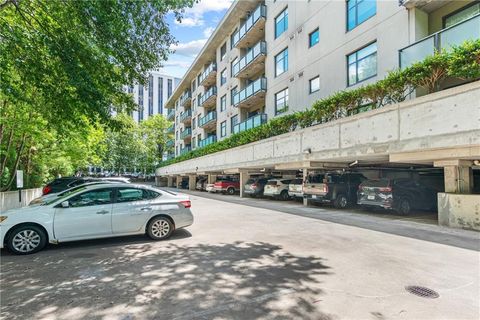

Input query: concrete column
[207,174,217,184]
[435,160,473,194]
[239,171,249,198]
[302,168,308,206]
[188,174,196,191]
[167,176,173,188]
[176,176,182,189]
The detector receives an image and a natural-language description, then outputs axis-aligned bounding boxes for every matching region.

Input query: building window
[309,28,319,48]
[148,76,154,116]
[197,74,201,86]
[175,131,178,140]
[347,0,376,31]
[192,98,196,110]
[197,94,202,106]
[275,88,289,115]
[220,68,227,86]
[220,121,227,137]
[275,48,288,76]
[220,42,227,60]
[158,77,163,114]
[192,117,196,130]
[347,42,377,86]
[220,95,227,112]
[230,28,237,49]
[275,7,288,38]
[138,85,144,122]
[230,115,238,133]
[167,79,172,98]
[230,57,237,76]
[192,79,196,92]
[444,2,480,28]
[309,76,320,93]
[230,86,238,105]
[197,134,201,144]
[192,137,196,149]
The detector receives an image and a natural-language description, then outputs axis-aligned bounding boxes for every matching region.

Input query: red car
[212,177,240,195]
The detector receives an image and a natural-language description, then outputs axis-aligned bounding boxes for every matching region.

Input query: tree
[139,114,173,171]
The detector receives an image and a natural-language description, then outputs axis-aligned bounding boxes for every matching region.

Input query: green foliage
[160,39,480,168]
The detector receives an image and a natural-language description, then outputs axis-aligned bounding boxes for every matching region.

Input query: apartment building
[126,70,180,123]
[165,0,480,157]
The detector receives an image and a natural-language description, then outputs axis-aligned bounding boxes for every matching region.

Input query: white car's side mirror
[61,201,69,208]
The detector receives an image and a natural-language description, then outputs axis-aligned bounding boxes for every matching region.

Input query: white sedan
[0,184,193,255]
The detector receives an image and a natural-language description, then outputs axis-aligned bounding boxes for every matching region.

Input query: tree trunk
[1,134,27,191]
[0,128,14,178]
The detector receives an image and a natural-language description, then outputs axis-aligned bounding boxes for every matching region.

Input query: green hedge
[160,40,480,167]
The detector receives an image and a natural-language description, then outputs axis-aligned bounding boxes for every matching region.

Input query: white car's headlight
[0,216,8,223]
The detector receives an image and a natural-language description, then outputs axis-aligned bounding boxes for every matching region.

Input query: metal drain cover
[405,286,439,299]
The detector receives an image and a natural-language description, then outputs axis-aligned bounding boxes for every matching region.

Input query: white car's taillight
[180,200,191,208]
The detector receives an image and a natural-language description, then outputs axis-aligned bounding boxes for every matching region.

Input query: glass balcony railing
[180,90,191,106]
[167,125,175,134]
[233,77,267,106]
[232,41,267,77]
[180,128,192,139]
[232,4,266,47]
[166,139,174,148]
[199,86,217,106]
[198,135,217,148]
[199,62,217,85]
[399,13,480,68]
[180,145,191,155]
[166,109,175,120]
[232,113,267,134]
[199,111,217,127]
[166,152,175,160]
[180,109,192,122]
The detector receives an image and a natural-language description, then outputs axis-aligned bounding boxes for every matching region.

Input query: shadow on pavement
[1,240,333,319]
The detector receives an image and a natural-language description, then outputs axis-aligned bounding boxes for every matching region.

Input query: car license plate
[312,195,317,199]
[368,195,375,200]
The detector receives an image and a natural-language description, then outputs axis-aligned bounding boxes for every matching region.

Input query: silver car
[1,183,193,254]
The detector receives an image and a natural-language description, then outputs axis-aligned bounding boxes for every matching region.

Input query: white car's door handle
[96,210,110,215]
[141,207,152,211]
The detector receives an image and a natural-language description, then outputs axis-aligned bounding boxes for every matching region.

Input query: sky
[161,0,233,79]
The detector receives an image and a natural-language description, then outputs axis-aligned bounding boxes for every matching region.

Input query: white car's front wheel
[7,225,47,255]
[147,217,174,240]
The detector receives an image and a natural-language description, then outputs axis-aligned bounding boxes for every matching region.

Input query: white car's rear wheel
[147,217,174,240]
[7,225,47,255]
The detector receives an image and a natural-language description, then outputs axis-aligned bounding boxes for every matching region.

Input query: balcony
[180,90,192,107]
[399,13,480,68]
[180,109,192,123]
[199,86,217,109]
[232,41,266,79]
[199,62,217,87]
[167,125,175,134]
[166,109,175,121]
[166,139,174,148]
[180,128,192,141]
[199,111,217,130]
[232,4,266,49]
[180,145,191,155]
[232,113,267,134]
[166,152,175,160]
[232,77,267,110]
[198,135,217,148]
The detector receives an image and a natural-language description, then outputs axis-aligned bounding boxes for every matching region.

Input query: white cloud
[203,26,215,38]
[175,0,232,27]
[171,39,208,57]
[163,60,193,69]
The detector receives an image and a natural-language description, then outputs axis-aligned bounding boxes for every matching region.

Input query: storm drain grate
[405,286,439,299]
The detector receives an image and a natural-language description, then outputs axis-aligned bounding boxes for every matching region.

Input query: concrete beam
[275,161,350,170]
[391,146,480,163]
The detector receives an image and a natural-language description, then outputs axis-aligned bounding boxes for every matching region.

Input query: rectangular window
[230,28,237,49]
[192,98,196,110]
[221,121,227,137]
[148,76,154,116]
[275,7,288,38]
[192,79,196,92]
[158,77,163,114]
[220,68,227,86]
[275,88,289,115]
[220,95,227,112]
[230,115,238,133]
[275,48,288,76]
[138,85,144,122]
[309,28,319,48]
[220,42,227,60]
[230,86,238,105]
[197,134,201,144]
[347,42,377,86]
[192,137,196,149]
[309,76,320,93]
[192,117,196,129]
[444,2,480,28]
[197,94,202,106]
[197,74,201,86]
[167,79,172,98]
[347,0,376,31]
[230,57,237,76]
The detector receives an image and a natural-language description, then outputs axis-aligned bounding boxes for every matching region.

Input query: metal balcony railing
[198,135,217,148]
[199,111,217,127]
[199,86,217,106]
[199,62,217,85]
[180,128,192,139]
[232,41,267,77]
[232,77,267,106]
[232,4,266,48]
[232,113,267,134]
[399,14,480,68]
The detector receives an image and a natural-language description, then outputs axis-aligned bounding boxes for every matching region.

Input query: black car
[243,176,271,197]
[357,178,441,215]
[42,177,97,195]
[303,172,367,209]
